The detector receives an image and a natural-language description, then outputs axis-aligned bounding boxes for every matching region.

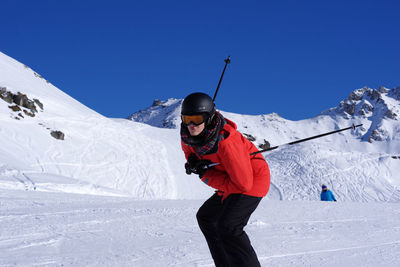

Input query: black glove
[185,154,198,175]
[191,159,213,178]
[185,154,213,178]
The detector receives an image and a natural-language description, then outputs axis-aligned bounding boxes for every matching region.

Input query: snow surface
[1,189,399,266]
[1,51,400,266]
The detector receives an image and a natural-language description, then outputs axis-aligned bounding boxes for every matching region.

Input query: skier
[180,92,270,267]
[320,184,337,202]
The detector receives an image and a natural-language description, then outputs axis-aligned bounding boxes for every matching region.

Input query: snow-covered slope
[2,52,399,266]
[0,52,205,199]
[1,51,400,202]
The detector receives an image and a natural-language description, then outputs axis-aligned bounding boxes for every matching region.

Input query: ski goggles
[181,114,205,126]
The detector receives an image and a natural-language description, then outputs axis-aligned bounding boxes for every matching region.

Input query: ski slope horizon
[1,51,400,202]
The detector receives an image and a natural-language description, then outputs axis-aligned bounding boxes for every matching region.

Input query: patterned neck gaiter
[180,111,226,156]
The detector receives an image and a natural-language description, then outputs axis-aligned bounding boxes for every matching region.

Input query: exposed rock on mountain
[243,133,256,142]
[0,87,44,119]
[0,87,13,103]
[50,130,65,140]
[258,139,271,150]
[322,86,400,143]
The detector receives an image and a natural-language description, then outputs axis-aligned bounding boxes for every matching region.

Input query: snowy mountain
[322,86,400,144]
[1,51,400,202]
[128,98,183,129]
[129,86,400,149]
[0,51,201,199]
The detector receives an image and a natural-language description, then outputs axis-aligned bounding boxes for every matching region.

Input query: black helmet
[181,92,216,125]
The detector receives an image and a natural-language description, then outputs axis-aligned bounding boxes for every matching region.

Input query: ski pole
[212,56,231,102]
[250,124,363,155]
[204,124,362,168]
[202,163,220,169]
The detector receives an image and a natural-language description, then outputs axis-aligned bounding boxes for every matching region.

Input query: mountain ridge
[129,86,400,151]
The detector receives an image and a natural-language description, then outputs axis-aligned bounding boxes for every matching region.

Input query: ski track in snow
[259,240,400,259]
[0,116,181,199]
[0,190,399,267]
[267,144,400,202]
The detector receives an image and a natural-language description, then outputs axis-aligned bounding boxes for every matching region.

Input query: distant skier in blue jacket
[320,184,336,202]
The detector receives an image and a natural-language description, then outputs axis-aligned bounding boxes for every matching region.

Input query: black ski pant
[196,193,262,267]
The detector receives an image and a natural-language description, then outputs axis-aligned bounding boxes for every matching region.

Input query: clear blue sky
[2,0,399,120]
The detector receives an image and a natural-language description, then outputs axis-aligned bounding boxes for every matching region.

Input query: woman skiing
[180,92,270,267]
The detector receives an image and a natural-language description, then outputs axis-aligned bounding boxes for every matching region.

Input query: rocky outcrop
[241,133,271,150]
[13,92,38,113]
[152,99,163,107]
[0,87,44,119]
[343,101,355,115]
[1,87,65,140]
[322,86,399,143]
[50,130,65,140]
[327,87,398,120]
[368,128,389,142]
[258,139,271,150]
[0,87,13,103]
[23,64,51,84]
[8,105,21,112]
[385,109,398,120]
[349,89,364,101]
[243,133,256,142]
[378,86,389,93]
[389,86,400,100]
[34,99,44,110]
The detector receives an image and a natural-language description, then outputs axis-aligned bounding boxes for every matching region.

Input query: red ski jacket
[181,118,270,200]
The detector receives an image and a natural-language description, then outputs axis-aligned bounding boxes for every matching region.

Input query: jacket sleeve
[181,141,194,160]
[330,191,337,201]
[201,133,254,193]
